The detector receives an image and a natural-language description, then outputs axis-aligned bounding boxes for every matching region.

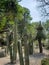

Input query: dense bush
[41,58,49,65]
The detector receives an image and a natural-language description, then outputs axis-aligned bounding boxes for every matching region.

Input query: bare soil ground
[29,48,49,65]
[0,48,49,65]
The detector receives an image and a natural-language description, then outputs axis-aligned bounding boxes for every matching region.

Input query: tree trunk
[17,40,24,65]
[38,39,43,53]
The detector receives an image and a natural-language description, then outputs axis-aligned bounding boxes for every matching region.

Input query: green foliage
[23,7,32,22]
[0,1,23,31]
[17,7,32,37]
[46,39,49,49]
[0,0,20,12]
[36,22,46,40]
[0,16,6,31]
[16,5,24,21]
[41,58,49,65]
[36,30,46,40]
[43,20,49,39]
[27,22,38,36]
[44,20,49,31]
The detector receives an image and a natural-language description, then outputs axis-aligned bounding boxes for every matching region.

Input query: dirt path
[0,48,49,65]
[29,48,49,65]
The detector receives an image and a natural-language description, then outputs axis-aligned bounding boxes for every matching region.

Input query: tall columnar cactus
[8,32,14,63]
[17,40,24,65]
[29,34,33,55]
[6,32,9,56]
[23,33,29,65]
[13,18,18,63]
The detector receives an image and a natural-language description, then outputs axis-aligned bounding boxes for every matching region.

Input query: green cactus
[17,40,24,65]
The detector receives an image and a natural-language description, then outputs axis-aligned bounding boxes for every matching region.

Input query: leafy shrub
[41,58,49,65]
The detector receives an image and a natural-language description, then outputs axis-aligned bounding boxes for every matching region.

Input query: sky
[19,0,42,22]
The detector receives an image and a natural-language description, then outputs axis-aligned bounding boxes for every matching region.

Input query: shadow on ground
[30,53,49,59]
[4,62,16,65]
[4,59,20,65]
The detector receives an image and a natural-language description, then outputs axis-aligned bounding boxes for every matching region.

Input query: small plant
[41,58,49,65]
